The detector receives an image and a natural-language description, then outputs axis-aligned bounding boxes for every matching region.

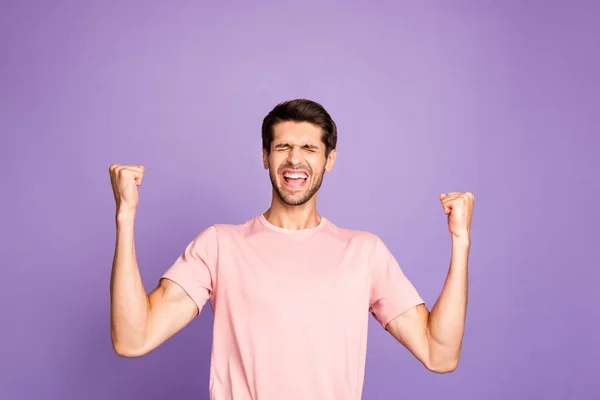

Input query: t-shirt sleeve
[160,225,218,314]
[369,236,425,328]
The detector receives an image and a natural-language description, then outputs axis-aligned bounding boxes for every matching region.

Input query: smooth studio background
[1,1,598,399]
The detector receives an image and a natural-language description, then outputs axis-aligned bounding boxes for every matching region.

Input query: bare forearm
[427,237,469,370]
[110,209,150,354]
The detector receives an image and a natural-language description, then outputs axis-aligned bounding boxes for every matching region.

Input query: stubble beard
[269,163,325,206]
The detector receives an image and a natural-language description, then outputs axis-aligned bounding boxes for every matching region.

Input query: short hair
[261,99,337,156]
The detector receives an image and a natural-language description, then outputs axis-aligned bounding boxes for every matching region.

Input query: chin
[277,190,308,206]
[274,184,313,206]
[280,197,312,207]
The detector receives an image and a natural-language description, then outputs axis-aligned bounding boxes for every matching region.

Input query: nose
[287,145,304,165]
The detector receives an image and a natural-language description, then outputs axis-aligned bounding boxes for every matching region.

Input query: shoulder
[324,219,382,249]
[212,215,261,236]
[183,218,254,253]
[184,224,219,250]
[192,215,268,244]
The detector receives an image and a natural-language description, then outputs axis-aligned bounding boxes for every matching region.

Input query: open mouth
[282,171,308,188]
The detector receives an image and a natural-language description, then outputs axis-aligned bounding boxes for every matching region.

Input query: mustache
[278,164,311,174]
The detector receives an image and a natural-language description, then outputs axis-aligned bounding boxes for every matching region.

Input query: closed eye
[274,143,320,152]
[274,144,290,151]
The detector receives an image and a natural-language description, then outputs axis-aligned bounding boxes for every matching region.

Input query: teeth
[284,173,307,179]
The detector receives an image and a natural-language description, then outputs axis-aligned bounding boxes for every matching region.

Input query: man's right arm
[108,163,199,358]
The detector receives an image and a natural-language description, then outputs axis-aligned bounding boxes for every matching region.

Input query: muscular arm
[386,238,469,373]
[110,211,198,358]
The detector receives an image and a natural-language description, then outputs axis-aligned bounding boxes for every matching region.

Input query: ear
[325,149,337,172]
[262,147,269,170]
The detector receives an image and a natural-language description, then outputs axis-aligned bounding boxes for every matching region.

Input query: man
[109,99,474,399]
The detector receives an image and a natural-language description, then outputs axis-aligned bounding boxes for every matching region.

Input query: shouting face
[263,121,336,206]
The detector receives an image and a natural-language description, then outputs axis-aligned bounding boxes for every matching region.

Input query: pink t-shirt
[161,214,424,400]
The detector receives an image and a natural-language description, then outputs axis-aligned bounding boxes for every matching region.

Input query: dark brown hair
[261,99,337,156]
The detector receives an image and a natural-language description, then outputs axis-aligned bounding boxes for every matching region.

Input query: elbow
[112,343,146,358]
[426,358,459,374]
[427,361,458,374]
[111,336,148,358]
[113,346,140,358]
[424,336,462,373]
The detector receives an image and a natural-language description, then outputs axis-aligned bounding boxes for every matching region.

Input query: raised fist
[440,191,475,241]
[109,164,145,210]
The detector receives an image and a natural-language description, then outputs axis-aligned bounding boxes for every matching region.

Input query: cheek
[268,156,283,173]
[307,155,326,172]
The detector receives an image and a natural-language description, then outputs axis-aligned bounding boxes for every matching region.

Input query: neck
[263,193,321,230]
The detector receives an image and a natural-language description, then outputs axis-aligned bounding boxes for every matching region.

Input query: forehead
[272,121,323,145]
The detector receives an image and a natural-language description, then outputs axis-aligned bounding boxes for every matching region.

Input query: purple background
[1,1,598,399]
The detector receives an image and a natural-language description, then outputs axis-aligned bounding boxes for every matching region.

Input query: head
[262,99,337,206]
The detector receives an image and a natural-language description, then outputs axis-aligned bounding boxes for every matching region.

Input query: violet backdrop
[1,1,598,399]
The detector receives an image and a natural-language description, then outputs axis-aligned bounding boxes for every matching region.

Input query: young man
[108,99,474,399]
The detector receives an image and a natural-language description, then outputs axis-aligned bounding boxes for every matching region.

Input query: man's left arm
[386,191,474,374]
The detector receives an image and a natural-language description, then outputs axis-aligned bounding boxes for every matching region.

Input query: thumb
[134,171,144,185]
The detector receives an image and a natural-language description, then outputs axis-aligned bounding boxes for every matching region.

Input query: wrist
[451,234,470,248]
[116,206,136,222]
